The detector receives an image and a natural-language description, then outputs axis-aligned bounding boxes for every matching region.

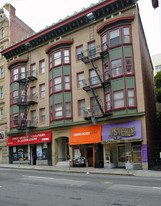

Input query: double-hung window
[123,27,131,43]
[40,84,45,98]
[128,89,135,107]
[90,70,98,85]
[0,67,4,79]
[13,114,18,126]
[64,50,70,64]
[54,51,61,66]
[88,41,96,56]
[13,91,18,103]
[76,45,83,60]
[102,33,107,51]
[111,59,122,77]
[0,87,3,99]
[0,108,3,120]
[31,87,36,100]
[21,89,26,102]
[104,63,110,80]
[20,67,26,79]
[78,99,85,116]
[54,77,62,92]
[39,60,45,74]
[55,103,63,119]
[65,102,71,117]
[31,110,36,125]
[114,90,124,109]
[1,28,4,38]
[105,93,111,111]
[31,64,36,77]
[64,76,70,90]
[125,57,133,74]
[91,97,99,114]
[40,108,45,123]
[77,72,84,88]
[110,29,120,47]
[13,68,18,81]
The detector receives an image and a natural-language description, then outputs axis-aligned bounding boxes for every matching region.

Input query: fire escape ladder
[90,88,104,116]
[89,24,95,41]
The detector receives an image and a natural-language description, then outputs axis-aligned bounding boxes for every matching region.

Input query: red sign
[7,131,52,146]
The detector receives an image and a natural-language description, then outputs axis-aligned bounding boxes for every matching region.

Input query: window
[125,57,133,74]
[50,105,53,121]
[40,84,45,98]
[31,87,36,100]
[65,102,71,117]
[49,56,53,69]
[78,99,85,116]
[114,90,124,109]
[13,90,18,103]
[76,45,83,60]
[156,65,161,73]
[31,64,36,77]
[0,108,3,120]
[90,70,98,85]
[128,89,135,107]
[105,93,111,111]
[91,97,99,114]
[39,60,45,74]
[1,28,4,38]
[21,113,25,125]
[0,47,3,59]
[49,80,53,95]
[104,63,110,80]
[20,67,26,79]
[54,77,62,92]
[110,29,120,47]
[0,67,4,78]
[88,41,96,56]
[13,68,18,81]
[55,103,63,119]
[123,27,131,43]
[31,110,36,125]
[0,87,3,99]
[102,33,107,51]
[64,50,70,64]
[111,59,122,77]
[54,51,61,66]
[13,114,18,126]
[77,72,84,88]
[64,76,70,90]
[40,108,45,123]
[21,89,26,102]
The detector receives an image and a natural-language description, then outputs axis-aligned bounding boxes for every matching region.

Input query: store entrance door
[86,145,93,167]
[31,144,36,165]
[118,145,125,167]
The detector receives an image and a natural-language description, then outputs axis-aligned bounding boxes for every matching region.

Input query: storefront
[7,131,52,166]
[70,125,103,168]
[102,120,145,170]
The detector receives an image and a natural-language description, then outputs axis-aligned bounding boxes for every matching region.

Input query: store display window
[13,145,28,161]
[36,143,48,160]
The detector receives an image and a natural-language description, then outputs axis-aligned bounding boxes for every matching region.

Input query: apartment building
[2,0,157,170]
[0,3,34,163]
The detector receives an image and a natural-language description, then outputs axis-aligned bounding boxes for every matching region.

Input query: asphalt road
[0,168,161,206]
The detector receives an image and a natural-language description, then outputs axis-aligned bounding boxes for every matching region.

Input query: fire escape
[81,25,112,124]
[15,70,38,130]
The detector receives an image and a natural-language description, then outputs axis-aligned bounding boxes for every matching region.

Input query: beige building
[2,0,157,170]
[0,3,34,163]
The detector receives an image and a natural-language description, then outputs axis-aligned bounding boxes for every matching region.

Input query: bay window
[102,33,107,51]
[110,29,120,47]
[114,90,124,109]
[64,49,70,64]
[54,77,62,92]
[128,89,135,107]
[125,57,133,74]
[64,76,70,90]
[105,93,111,111]
[123,27,131,43]
[55,103,63,119]
[65,102,71,117]
[54,51,61,66]
[111,59,122,77]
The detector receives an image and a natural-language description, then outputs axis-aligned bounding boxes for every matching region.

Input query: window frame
[78,99,85,116]
[31,110,37,125]
[64,75,71,91]
[109,28,121,48]
[40,84,45,98]
[125,57,133,75]
[113,90,125,110]
[76,45,83,60]
[31,86,36,101]
[105,93,111,112]
[77,72,85,88]
[39,59,45,74]
[54,76,62,92]
[0,87,3,99]
[54,103,63,120]
[127,88,136,108]
[30,63,36,77]
[88,41,96,56]
[54,50,62,67]
[89,69,98,85]
[40,108,46,123]
[0,67,4,79]
[111,58,122,78]
[0,108,3,120]
[63,49,70,64]
[123,26,131,44]
[65,102,72,118]
[90,97,99,115]
[102,33,108,51]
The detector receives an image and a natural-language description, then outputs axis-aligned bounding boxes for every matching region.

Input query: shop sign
[7,131,52,146]
[102,120,142,142]
[0,127,5,141]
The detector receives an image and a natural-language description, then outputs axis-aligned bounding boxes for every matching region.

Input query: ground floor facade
[6,116,150,170]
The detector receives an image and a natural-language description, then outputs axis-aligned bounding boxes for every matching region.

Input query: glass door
[118,145,125,167]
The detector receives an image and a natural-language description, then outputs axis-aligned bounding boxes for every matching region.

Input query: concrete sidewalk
[0,163,161,177]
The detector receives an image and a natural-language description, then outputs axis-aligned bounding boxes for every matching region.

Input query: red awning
[7,131,52,146]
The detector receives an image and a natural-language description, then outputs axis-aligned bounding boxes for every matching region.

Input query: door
[86,145,93,167]
[31,144,36,165]
[118,145,125,167]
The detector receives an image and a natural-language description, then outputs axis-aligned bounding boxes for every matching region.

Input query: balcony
[82,73,110,92]
[27,120,37,129]
[80,44,108,64]
[15,119,37,130]
[27,94,38,105]
[15,96,28,106]
[27,70,37,81]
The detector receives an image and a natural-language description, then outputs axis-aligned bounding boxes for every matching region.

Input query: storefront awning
[7,131,52,146]
[102,120,142,143]
[70,125,102,145]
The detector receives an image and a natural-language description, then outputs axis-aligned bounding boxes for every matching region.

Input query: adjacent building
[2,0,157,170]
[0,3,34,163]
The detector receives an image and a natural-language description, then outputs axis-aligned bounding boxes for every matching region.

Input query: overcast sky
[0,0,160,56]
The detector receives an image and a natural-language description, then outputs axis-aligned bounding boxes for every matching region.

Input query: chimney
[3,3,15,16]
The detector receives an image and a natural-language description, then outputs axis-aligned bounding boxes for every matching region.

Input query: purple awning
[102,120,142,142]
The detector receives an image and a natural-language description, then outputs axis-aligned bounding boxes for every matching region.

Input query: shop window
[78,99,85,116]
[13,145,28,161]
[65,102,71,117]
[91,97,99,115]
[88,41,96,56]
[123,27,131,44]
[55,103,63,119]
[64,75,70,90]
[104,63,110,80]
[54,76,62,92]
[128,89,135,107]
[102,33,107,51]
[125,57,133,74]
[0,108,3,120]
[110,28,120,47]
[39,60,45,74]
[105,93,111,111]
[40,84,45,98]
[0,67,4,78]
[76,45,83,60]
[77,72,84,88]
[54,51,61,66]
[64,49,70,64]
[40,108,45,123]
[36,143,48,160]
[113,90,124,109]
[31,63,36,77]
[90,69,98,85]
[111,59,122,77]
[0,87,3,99]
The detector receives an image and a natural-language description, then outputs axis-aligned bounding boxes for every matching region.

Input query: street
[0,168,161,206]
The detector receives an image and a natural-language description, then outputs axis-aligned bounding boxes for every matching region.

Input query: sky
[0,0,160,56]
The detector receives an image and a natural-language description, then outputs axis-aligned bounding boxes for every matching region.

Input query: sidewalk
[0,164,161,177]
